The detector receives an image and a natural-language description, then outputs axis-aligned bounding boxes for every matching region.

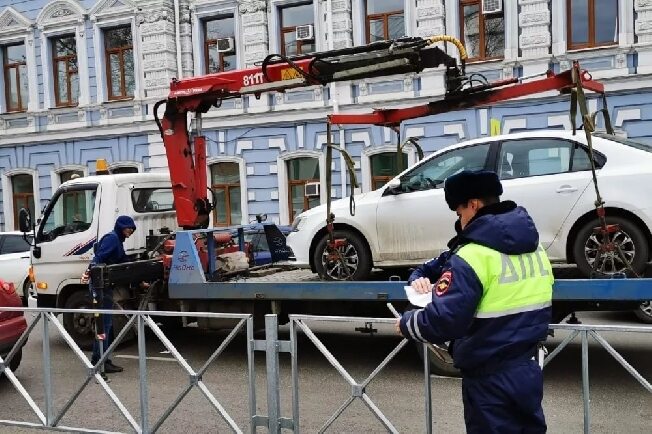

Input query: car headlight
[291,216,306,232]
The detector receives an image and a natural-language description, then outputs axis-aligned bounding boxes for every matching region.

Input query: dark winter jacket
[400,201,552,374]
[91,215,137,267]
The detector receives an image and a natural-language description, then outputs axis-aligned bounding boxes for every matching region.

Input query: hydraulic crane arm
[156,36,467,229]
[329,63,605,127]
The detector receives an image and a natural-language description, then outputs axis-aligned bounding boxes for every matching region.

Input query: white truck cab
[31,172,177,314]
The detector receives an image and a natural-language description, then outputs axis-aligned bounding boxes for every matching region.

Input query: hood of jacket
[457,200,539,255]
[114,215,136,241]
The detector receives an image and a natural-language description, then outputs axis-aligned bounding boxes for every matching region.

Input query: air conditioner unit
[296,24,314,41]
[304,181,320,198]
[481,0,502,14]
[216,37,235,53]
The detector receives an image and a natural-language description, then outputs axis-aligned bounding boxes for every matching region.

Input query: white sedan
[0,232,33,303]
[287,131,652,292]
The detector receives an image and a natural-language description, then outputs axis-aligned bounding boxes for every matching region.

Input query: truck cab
[30,172,177,318]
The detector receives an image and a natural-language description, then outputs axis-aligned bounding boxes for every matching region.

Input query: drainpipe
[174,0,183,79]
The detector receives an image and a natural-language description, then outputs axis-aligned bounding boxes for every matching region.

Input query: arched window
[11,174,34,229]
[287,157,320,220]
[210,162,241,226]
[370,152,408,189]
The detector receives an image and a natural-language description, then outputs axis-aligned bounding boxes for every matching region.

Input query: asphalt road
[1,310,650,433]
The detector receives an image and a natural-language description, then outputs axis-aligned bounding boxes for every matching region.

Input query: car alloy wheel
[583,229,636,275]
[321,241,360,280]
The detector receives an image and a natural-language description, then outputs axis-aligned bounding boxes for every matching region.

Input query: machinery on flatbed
[19,37,652,368]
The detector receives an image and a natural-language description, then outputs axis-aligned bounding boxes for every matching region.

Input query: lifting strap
[570,65,638,277]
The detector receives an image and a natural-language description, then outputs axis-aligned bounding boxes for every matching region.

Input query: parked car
[0,279,28,375]
[286,131,652,321]
[0,232,33,303]
[227,222,293,266]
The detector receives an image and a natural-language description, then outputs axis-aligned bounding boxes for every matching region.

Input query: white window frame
[191,2,241,73]
[0,7,37,113]
[89,0,143,103]
[1,168,41,231]
[277,150,325,225]
[35,0,90,109]
[109,161,143,174]
[50,164,88,191]
[206,156,249,226]
[361,145,416,193]
[270,0,322,54]
[552,0,634,56]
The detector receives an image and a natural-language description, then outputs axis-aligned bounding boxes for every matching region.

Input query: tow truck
[19,36,652,375]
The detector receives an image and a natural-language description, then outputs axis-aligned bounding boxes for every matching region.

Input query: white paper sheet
[404,285,432,308]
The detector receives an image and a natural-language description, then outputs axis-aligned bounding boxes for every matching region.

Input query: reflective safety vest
[457,243,554,318]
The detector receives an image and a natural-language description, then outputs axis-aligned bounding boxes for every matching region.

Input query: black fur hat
[444,170,503,210]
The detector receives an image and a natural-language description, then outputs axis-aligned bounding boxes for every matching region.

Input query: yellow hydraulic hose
[426,35,468,62]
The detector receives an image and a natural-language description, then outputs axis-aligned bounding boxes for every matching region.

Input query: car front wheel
[572,216,648,277]
[635,301,652,324]
[313,229,372,281]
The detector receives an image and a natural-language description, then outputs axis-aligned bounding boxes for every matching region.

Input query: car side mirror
[383,178,402,196]
[18,208,32,233]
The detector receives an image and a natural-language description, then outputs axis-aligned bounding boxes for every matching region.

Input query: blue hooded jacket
[91,215,137,267]
[400,201,552,373]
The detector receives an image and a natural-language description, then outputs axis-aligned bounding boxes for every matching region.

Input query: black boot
[104,360,124,373]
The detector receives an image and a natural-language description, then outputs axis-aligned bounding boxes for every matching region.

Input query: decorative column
[138,0,178,99]
[179,0,194,78]
[636,0,652,73]
[518,0,551,75]
[415,0,446,38]
[239,0,269,68]
[331,0,353,49]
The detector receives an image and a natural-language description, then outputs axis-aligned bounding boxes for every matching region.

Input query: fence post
[138,314,149,433]
[290,318,300,434]
[42,312,53,426]
[581,330,590,434]
[247,317,256,434]
[423,344,432,434]
[265,314,281,433]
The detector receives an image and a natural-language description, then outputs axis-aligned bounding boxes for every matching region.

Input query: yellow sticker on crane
[281,68,302,80]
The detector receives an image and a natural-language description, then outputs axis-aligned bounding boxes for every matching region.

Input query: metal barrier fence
[1,307,651,433]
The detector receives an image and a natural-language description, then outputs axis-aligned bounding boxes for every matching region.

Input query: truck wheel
[414,342,460,378]
[313,229,372,281]
[572,216,648,277]
[62,291,95,351]
[634,301,652,324]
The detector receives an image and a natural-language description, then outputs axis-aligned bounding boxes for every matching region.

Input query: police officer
[397,169,553,433]
[82,215,138,375]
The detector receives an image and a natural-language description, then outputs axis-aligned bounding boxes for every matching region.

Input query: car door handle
[556,185,578,193]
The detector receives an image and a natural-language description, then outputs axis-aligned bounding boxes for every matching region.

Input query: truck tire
[313,229,372,281]
[62,290,95,350]
[572,216,648,277]
[634,301,652,324]
[414,342,460,377]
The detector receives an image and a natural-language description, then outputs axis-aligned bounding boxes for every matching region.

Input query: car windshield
[594,133,652,153]
[39,186,97,242]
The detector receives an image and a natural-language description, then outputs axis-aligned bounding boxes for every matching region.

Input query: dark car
[0,279,28,375]
[227,223,293,266]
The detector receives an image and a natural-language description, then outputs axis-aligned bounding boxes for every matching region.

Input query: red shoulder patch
[434,271,452,296]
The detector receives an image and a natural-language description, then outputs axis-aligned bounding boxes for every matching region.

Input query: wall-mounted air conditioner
[304,181,320,197]
[296,24,314,41]
[481,0,502,14]
[216,37,235,53]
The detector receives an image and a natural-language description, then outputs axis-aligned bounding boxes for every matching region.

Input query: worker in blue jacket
[83,215,138,374]
[398,170,553,433]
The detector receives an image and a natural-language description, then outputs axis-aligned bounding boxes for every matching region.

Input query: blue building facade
[0,0,651,230]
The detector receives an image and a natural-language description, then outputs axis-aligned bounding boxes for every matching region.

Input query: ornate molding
[238,0,268,14]
[635,0,652,43]
[36,0,86,29]
[89,0,137,22]
[0,7,33,36]
[518,0,551,58]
